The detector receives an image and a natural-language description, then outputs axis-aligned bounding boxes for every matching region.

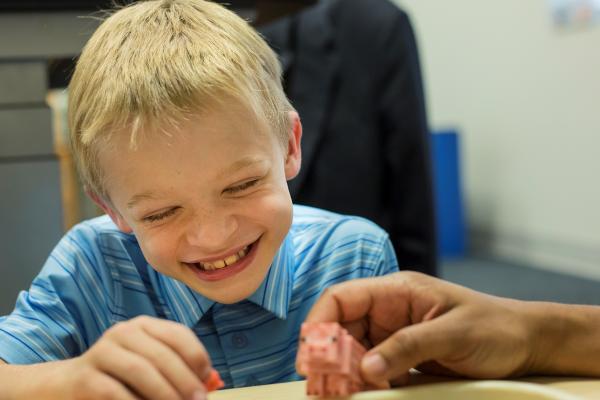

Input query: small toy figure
[296,322,366,397]
[204,368,225,392]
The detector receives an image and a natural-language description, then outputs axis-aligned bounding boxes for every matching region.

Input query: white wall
[394,0,600,279]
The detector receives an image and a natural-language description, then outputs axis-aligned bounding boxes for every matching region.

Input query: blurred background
[1,0,599,315]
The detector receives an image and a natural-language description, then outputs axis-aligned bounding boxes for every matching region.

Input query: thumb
[361,315,457,383]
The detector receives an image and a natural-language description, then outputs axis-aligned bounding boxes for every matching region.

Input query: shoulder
[293,204,387,231]
[49,215,140,277]
[330,0,413,66]
[331,0,408,27]
[290,206,397,286]
[291,205,390,252]
[64,215,134,250]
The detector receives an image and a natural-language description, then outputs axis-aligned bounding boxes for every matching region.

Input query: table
[209,376,600,399]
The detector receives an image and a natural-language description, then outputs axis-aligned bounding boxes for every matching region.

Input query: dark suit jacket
[260,0,437,275]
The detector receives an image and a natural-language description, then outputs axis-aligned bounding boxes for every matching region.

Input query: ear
[86,189,134,234]
[284,111,302,180]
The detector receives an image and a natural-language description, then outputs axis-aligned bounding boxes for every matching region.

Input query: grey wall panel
[0,61,47,105]
[0,12,99,59]
[0,107,54,157]
[0,159,63,315]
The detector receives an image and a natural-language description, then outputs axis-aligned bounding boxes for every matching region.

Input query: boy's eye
[225,179,259,194]
[142,207,179,223]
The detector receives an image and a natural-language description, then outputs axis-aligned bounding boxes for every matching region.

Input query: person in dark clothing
[258,0,437,275]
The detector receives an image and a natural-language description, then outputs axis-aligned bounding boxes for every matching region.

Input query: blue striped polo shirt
[0,205,398,388]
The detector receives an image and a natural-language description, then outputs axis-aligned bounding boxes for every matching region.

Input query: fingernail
[362,353,387,377]
[192,390,207,400]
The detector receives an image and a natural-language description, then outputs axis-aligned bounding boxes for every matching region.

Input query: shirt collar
[246,232,294,320]
[159,233,295,328]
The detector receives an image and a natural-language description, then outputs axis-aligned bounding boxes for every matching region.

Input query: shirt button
[231,332,248,349]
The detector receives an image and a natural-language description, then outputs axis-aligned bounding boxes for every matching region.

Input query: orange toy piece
[296,322,366,397]
[204,368,225,392]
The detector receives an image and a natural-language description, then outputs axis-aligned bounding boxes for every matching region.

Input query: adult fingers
[306,274,408,324]
[360,313,461,384]
[417,360,464,377]
[341,319,368,342]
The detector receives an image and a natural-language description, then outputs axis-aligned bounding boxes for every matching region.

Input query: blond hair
[68,0,293,198]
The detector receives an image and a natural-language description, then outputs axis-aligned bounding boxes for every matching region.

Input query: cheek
[136,230,179,270]
[253,189,293,229]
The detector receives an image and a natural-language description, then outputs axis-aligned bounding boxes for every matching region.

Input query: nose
[185,207,238,251]
[308,345,328,356]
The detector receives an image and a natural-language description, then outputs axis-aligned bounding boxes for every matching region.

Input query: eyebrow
[217,156,266,180]
[126,157,266,209]
[127,192,162,209]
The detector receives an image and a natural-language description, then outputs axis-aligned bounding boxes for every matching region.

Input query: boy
[0,1,398,398]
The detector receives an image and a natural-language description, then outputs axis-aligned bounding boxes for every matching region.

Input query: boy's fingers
[80,371,142,400]
[94,345,180,400]
[361,315,458,383]
[117,329,205,399]
[137,317,212,379]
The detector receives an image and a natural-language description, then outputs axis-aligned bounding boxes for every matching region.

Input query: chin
[188,268,269,304]
[212,292,250,304]
[203,281,263,304]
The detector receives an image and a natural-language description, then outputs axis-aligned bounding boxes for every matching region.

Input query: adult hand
[305,272,540,387]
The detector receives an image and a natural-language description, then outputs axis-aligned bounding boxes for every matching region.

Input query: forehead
[157,99,272,142]
[102,98,274,157]
[97,101,281,202]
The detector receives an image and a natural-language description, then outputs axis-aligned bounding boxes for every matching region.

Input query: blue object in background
[431,130,467,259]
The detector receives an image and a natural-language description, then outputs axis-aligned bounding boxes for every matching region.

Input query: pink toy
[296,322,366,397]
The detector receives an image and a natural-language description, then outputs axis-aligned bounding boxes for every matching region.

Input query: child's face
[95,101,302,304]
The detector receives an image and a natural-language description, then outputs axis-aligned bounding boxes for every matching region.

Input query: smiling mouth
[188,241,255,271]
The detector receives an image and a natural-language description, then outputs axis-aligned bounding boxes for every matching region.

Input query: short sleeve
[0,223,116,364]
[324,215,400,280]
[376,235,400,276]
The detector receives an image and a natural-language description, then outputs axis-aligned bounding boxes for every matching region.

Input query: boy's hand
[305,272,539,387]
[62,316,211,400]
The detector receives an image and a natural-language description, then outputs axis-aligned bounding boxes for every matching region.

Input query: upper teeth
[198,245,249,271]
